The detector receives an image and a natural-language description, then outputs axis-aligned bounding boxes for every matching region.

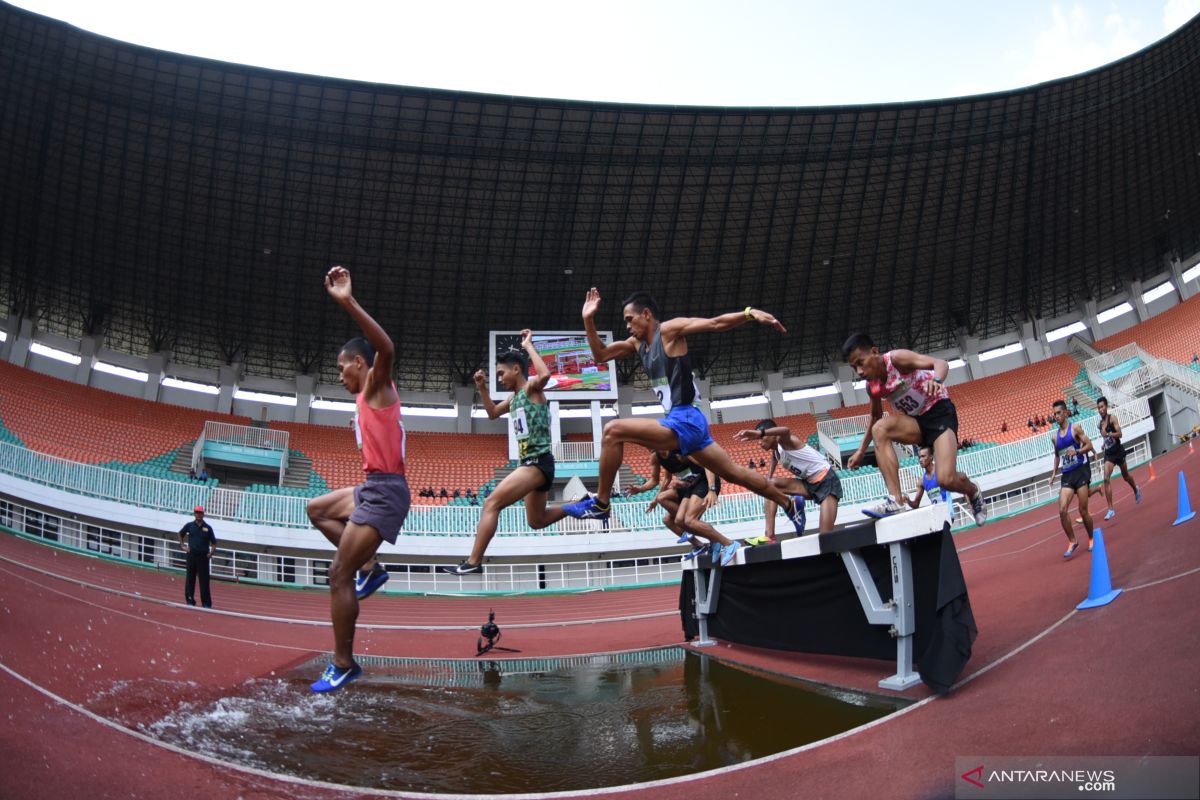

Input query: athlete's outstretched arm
[325,265,395,397]
[847,395,883,470]
[661,307,786,341]
[888,349,949,382]
[474,369,511,420]
[521,329,552,394]
[581,288,638,362]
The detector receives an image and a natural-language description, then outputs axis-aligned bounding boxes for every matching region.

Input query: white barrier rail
[554,441,597,462]
[203,421,290,451]
[817,414,874,441]
[0,395,1154,534]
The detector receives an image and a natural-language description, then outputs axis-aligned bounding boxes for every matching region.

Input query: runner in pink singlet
[842,333,986,524]
[305,265,411,693]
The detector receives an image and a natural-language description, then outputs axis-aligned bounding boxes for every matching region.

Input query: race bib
[888,380,924,415]
[653,383,673,412]
[512,407,529,439]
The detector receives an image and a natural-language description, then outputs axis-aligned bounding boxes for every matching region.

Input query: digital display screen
[488,331,618,401]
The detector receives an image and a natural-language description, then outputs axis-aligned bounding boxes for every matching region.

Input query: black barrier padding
[679,527,976,693]
[818,521,880,554]
[742,542,783,564]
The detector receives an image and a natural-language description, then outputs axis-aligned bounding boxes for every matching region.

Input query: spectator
[178,505,216,608]
[188,467,197,480]
[452,489,461,499]
[747,458,756,470]
[1071,397,1079,414]
[1027,418,1035,431]
[1001,420,1008,433]
[758,457,766,468]
[198,467,209,482]
[440,487,448,498]
[1192,353,1198,364]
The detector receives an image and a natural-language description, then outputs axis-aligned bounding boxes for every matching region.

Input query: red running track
[1,446,1198,799]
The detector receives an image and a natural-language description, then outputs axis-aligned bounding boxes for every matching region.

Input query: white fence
[554,441,597,462]
[0,396,1154,535]
[0,496,685,593]
[202,421,290,451]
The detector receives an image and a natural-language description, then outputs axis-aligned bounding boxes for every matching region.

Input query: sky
[9,0,1200,106]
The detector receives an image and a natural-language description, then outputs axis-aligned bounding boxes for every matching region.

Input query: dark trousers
[185,550,213,608]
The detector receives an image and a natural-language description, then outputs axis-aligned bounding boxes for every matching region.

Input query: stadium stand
[0,360,246,467]
[1094,294,1200,364]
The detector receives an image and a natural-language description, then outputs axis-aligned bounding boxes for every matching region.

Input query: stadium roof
[2,2,1199,391]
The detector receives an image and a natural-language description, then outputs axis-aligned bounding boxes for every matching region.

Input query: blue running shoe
[355,566,390,600]
[311,661,362,693]
[1135,488,1142,504]
[563,495,611,527]
[785,496,807,533]
[720,540,742,567]
[676,531,692,543]
[682,544,710,562]
[708,543,723,564]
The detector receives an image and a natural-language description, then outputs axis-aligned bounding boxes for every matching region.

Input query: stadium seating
[1095,293,1200,364]
[0,360,248,465]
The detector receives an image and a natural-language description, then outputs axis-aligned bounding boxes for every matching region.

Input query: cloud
[1163,0,1200,31]
[1016,3,1148,87]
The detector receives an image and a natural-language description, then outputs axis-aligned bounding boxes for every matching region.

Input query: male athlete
[734,418,842,540]
[304,266,411,692]
[1048,399,1097,558]
[906,445,954,523]
[440,330,573,576]
[563,288,806,535]
[842,333,986,525]
[1095,395,1141,520]
[624,449,740,565]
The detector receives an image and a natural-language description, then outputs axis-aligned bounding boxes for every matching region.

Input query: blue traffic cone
[1077,528,1122,610]
[1173,471,1196,526]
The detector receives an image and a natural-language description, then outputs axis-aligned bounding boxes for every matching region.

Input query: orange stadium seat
[0,361,249,463]
[1095,294,1200,363]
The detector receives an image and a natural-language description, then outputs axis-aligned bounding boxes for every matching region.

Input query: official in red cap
[179,505,217,608]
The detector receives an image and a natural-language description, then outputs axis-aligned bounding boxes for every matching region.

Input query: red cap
[194,505,205,514]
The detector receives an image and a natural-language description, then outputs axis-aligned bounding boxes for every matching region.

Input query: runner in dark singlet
[563,288,805,541]
[624,449,740,565]
[1095,396,1141,521]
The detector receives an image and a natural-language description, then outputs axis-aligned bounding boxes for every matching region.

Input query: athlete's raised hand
[582,287,602,320]
[520,328,534,350]
[324,265,353,303]
[733,428,761,443]
[473,369,487,388]
[747,308,787,333]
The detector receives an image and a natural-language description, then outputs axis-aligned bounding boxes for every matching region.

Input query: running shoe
[970,490,987,526]
[1104,509,1116,521]
[311,661,362,693]
[708,543,724,564]
[355,565,390,599]
[784,496,807,533]
[720,540,742,567]
[743,535,776,547]
[676,531,692,544]
[563,495,610,527]
[1135,488,1142,504]
[682,544,710,562]
[439,561,483,576]
[862,496,909,519]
